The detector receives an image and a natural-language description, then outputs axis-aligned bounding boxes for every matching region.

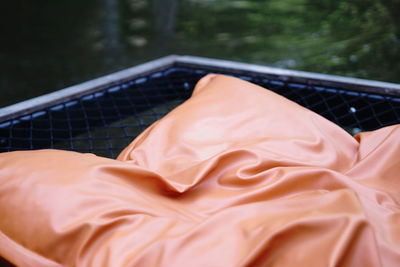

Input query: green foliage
[176,0,400,82]
[2,0,400,107]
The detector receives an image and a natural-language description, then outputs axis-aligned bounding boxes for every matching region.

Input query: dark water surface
[1,0,400,107]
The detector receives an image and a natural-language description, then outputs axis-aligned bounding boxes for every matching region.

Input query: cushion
[1,74,399,266]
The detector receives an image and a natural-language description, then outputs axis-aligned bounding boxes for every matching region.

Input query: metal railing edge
[0,55,178,122]
[2,54,400,123]
[174,55,400,96]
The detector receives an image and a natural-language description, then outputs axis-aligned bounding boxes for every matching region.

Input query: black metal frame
[0,55,399,159]
[2,55,400,122]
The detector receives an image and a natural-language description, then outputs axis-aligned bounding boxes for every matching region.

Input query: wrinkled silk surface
[1,74,400,267]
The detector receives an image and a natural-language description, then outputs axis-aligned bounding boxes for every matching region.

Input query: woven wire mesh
[1,66,400,159]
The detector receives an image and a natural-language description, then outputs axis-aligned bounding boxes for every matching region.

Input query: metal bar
[174,55,400,96]
[0,55,178,122]
[2,54,400,123]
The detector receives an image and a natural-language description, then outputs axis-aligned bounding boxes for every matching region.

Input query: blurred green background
[1,0,400,107]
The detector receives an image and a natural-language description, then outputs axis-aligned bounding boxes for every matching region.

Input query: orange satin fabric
[1,74,400,266]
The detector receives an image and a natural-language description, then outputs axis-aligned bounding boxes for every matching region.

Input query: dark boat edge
[1,54,400,122]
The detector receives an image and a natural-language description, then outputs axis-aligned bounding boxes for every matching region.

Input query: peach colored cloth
[1,74,400,266]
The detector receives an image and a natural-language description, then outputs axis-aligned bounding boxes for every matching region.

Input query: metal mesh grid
[1,66,400,159]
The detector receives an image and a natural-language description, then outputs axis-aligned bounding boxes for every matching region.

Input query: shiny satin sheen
[0,74,399,266]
